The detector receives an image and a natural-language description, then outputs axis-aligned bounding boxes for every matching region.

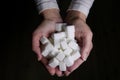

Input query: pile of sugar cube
[40,23,81,71]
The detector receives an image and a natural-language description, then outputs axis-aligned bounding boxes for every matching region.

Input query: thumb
[32,33,42,61]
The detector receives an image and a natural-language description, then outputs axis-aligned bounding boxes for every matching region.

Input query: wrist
[66,10,86,23]
[41,9,62,22]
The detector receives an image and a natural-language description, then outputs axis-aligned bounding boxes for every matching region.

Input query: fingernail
[51,73,55,76]
[58,74,64,77]
[65,71,71,76]
[37,57,41,61]
[82,57,87,61]
[82,53,88,61]
[66,72,71,76]
[38,54,42,61]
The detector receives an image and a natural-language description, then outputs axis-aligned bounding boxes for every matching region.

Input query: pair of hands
[32,9,93,77]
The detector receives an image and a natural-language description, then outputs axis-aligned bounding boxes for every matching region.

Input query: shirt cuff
[68,0,94,17]
[35,0,59,14]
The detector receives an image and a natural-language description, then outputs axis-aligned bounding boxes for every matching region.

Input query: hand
[32,9,64,76]
[64,11,93,76]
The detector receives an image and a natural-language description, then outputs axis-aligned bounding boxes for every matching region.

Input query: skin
[32,9,93,77]
[64,10,93,76]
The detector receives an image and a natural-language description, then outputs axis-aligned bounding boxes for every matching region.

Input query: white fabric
[35,0,56,5]
[35,0,59,14]
[68,0,94,17]
[35,0,94,17]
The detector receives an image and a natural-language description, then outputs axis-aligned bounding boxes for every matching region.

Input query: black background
[2,0,120,80]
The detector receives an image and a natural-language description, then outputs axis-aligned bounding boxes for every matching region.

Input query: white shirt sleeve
[34,0,59,14]
[68,0,95,17]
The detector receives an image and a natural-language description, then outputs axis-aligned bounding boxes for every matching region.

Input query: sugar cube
[63,47,73,56]
[71,51,81,61]
[41,48,50,57]
[63,56,74,67]
[65,25,75,39]
[59,62,66,71]
[54,40,60,49]
[40,36,49,45]
[48,49,59,58]
[49,58,59,68]
[55,23,63,32]
[60,40,68,50]
[56,52,65,61]
[52,32,66,40]
[68,40,79,51]
[42,43,54,57]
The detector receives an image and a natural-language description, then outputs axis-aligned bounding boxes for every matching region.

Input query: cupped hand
[32,19,63,76]
[64,11,93,76]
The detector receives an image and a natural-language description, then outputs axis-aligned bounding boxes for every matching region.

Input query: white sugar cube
[77,45,80,51]
[54,40,60,49]
[55,23,63,32]
[48,49,59,58]
[62,38,67,42]
[59,62,66,71]
[60,40,68,50]
[68,40,79,51]
[52,32,66,49]
[42,43,54,57]
[40,36,49,45]
[52,32,66,40]
[49,58,59,68]
[56,52,65,61]
[68,33,75,40]
[67,25,75,32]
[41,48,50,57]
[65,25,75,39]
[63,47,73,56]
[63,56,74,67]
[71,51,81,61]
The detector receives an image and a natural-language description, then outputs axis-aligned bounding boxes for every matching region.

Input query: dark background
[2,0,120,80]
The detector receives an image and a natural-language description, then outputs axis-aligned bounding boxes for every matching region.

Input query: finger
[55,67,63,77]
[41,58,56,76]
[65,58,84,75]
[83,42,93,59]
[32,32,42,61]
[64,70,70,76]
[81,34,93,61]
[75,31,81,40]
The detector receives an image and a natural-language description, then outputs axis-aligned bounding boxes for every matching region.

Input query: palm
[33,19,63,76]
[64,19,93,76]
